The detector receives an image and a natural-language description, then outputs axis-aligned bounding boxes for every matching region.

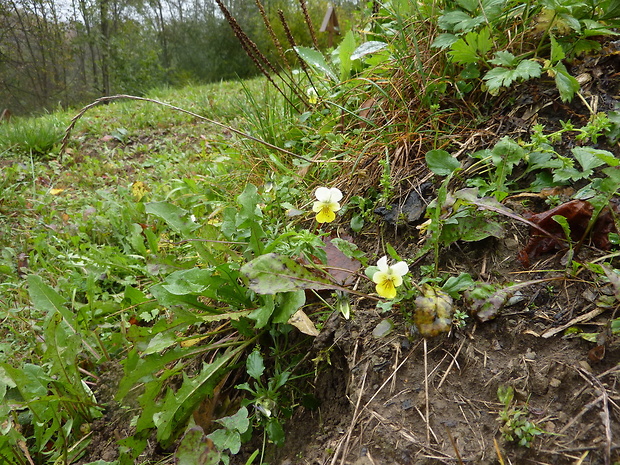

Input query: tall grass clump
[0,114,67,157]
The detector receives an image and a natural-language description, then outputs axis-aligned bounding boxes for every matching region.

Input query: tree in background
[0,0,358,115]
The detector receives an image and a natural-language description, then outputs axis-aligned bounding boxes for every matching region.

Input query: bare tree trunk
[99,0,111,95]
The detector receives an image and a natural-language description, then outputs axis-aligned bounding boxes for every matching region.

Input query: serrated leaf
[27,275,75,328]
[350,41,387,60]
[515,59,542,79]
[489,50,517,66]
[550,35,565,63]
[483,60,540,92]
[246,350,265,380]
[438,10,473,31]
[241,253,338,294]
[552,62,579,102]
[294,46,338,81]
[571,147,606,174]
[155,346,244,448]
[431,32,458,49]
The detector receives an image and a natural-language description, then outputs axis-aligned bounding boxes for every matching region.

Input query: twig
[436,337,466,390]
[541,305,605,339]
[424,338,431,444]
[334,362,369,465]
[575,366,612,465]
[58,95,314,163]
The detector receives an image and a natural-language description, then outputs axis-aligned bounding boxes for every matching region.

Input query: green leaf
[448,27,492,64]
[265,417,285,446]
[426,149,461,175]
[241,253,339,294]
[442,273,475,298]
[248,295,274,329]
[176,427,220,465]
[145,201,197,236]
[294,46,338,82]
[552,62,579,102]
[431,33,458,50]
[550,35,565,63]
[338,31,356,80]
[601,0,620,20]
[216,406,250,433]
[571,147,606,174]
[489,51,517,67]
[440,210,504,242]
[483,60,541,92]
[143,332,178,355]
[350,41,388,61]
[161,269,213,295]
[27,275,75,328]
[246,351,265,380]
[154,346,245,448]
[498,385,514,407]
[272,290,306,324]
[208,428,241,455]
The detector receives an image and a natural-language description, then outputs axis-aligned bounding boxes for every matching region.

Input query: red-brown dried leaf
[518,199,618,267]
[322,235,361,286]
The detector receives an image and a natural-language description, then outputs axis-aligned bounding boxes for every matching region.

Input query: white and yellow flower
[312,187,342,223]
[306,87,319,105]
[372,256,409,299]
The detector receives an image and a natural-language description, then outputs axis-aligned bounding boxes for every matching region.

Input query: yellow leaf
[132,181,149,200]
[288,310,319,336]
[49,188,64,195]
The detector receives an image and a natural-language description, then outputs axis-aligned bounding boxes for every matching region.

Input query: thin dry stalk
[215,0,301,111]
[424,338,431,444]
[298,0,319,49]
[436,337,466,390]
[254,0,290,70]
[278,8,316,92]
[332,362,369,465]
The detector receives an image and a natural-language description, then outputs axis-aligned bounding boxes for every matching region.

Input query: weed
[0,114,67,156]
[497,386,546,448]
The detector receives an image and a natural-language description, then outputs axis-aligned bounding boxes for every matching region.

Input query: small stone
[549,378,561,388]
[524,349,536,361]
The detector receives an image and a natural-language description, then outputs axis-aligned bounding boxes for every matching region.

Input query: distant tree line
[0,0,358,115]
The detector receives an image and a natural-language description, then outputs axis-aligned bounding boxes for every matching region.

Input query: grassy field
[2,1,620,464]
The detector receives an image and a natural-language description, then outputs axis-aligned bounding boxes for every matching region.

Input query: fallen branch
[58,94,314,164]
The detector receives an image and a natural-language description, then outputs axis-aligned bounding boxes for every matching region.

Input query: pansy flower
[372,256,409,299]
[313,187,342,223]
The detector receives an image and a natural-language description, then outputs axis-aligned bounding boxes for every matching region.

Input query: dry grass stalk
[214,0,301,111]
[254,0,290,71]
[298,0,319,49]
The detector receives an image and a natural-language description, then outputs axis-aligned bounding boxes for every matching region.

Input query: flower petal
[329,187,343,203]
[312,201,323,213]
[376,280,397,299]
[316,207,336,223]
[391,261,409,277]
[376,256,389,272]
[372,270,388,284]
[315,187,332,202]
